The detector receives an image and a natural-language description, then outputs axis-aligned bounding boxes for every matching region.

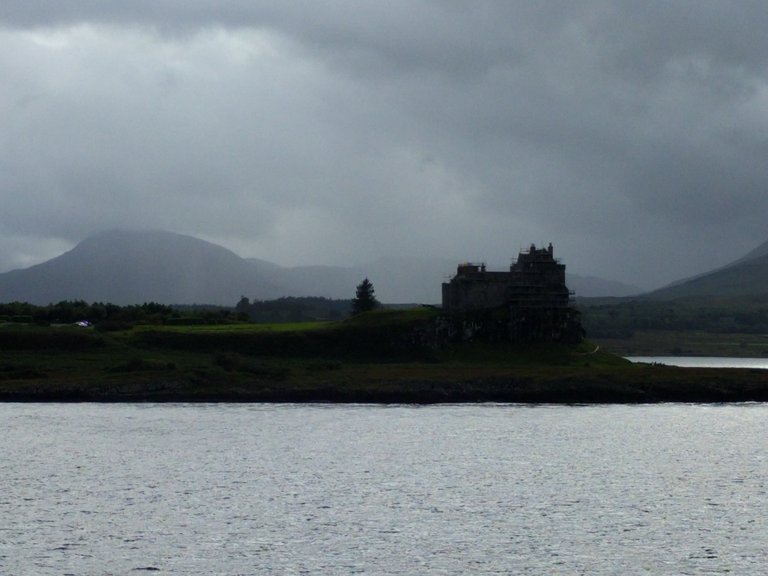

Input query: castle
[440,244,580,343]
[442,243,571,312]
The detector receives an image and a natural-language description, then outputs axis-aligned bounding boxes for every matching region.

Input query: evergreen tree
[352,278,379,315]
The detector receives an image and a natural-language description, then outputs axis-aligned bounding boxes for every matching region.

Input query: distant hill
[0,230,282,305]
[647,239,768,299]
[566,274,641,298]
[246,259,642,303]
[244,258,376,301]
[0,229,641,305]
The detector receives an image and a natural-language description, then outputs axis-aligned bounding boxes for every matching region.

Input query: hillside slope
[648,243,768,299]
[0,230,281,305]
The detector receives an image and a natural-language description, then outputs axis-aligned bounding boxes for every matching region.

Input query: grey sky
[2,1,768,289]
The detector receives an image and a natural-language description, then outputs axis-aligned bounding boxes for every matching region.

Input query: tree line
[0,300,236,327]
[0,278,383,327]
[579,295,768,338]
[235,296,352,323]
[235,278,380,322]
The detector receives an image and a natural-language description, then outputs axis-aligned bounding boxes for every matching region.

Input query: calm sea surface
[628,356,768,369]
[2,403,768,575]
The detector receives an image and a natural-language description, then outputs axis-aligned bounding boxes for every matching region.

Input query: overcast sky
[3,1,768,289]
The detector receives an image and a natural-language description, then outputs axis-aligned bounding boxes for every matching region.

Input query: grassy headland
[2,308,768,403]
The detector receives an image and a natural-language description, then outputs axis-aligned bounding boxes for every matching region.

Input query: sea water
[628,356,768,369]
[2,403,767,575]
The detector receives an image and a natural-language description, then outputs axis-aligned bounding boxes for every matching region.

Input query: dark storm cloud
[2,1,768,287]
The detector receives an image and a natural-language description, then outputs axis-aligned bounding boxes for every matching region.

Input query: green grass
[0,309,579,390]
[3,310,766,402]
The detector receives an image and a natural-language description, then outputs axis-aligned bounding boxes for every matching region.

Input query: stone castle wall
[442,244,570,312]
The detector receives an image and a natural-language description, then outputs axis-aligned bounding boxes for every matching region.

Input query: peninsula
[2,244,768,403]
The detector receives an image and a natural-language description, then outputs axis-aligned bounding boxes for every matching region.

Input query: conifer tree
[351,278,379,315]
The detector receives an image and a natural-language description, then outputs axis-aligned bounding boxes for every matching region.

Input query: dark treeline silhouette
[1,297,356,327]
[235,296,351,323]
[580,296,768,338]
[0,300,239,327]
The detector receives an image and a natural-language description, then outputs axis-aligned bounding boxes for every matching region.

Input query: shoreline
[4,314,768,405]
[4,366,768,404]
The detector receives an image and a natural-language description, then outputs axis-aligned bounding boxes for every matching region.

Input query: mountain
[566,274,641,298]
[346,256,455,303]
[647,239,768,299]
[0,229,282,305]
[0,229,641,305]
[735,238,768,263]
[246,258,642,303]
[242,257,453,303]
[245,259,370,301]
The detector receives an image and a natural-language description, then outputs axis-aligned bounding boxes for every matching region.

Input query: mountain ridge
[0,229,642,305]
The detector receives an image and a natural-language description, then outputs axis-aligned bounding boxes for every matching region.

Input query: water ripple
[1,403,767,574]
